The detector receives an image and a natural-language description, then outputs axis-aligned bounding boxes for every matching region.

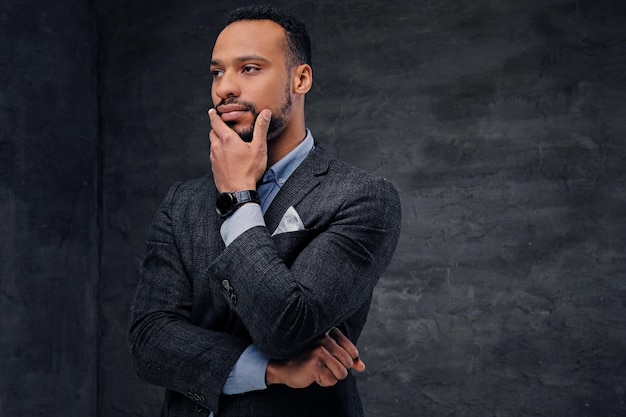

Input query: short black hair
[226,5,312,67]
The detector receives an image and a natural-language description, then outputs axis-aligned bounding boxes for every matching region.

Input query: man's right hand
[265,328,366,389]
[208,107,271,193]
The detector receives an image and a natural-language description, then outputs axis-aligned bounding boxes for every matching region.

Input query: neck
[267,130,306,167]
[267,112,306,167]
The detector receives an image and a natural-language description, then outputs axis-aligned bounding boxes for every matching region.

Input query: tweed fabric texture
[129,144,402,416]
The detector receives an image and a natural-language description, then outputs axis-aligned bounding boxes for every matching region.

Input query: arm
[129,180,369,409]
[266,327,366,388]
[221,192,368,393]
[208,109,402,360]
[128,182,251,412]
[226,328,365,395]
[210,181,400,359]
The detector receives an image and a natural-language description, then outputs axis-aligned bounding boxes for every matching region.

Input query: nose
[213,70,240,100]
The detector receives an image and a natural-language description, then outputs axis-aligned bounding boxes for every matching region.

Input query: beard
[236,106,288,143]
[218,85,292,143]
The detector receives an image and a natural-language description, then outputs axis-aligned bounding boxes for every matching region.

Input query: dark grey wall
[2,0,625,416]
[0,1,99,416]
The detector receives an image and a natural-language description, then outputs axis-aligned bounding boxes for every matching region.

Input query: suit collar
[264,143,331,232]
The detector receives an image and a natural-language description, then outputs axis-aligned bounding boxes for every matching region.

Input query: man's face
[210,20,293,142]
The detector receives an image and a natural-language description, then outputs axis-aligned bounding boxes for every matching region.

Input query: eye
[211,69,224,78]
[243,66,260,74]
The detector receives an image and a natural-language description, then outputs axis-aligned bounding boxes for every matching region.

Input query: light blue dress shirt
[213,130,315,408]
[220,129,315,246]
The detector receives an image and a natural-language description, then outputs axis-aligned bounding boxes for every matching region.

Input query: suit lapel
[264,144,331,233]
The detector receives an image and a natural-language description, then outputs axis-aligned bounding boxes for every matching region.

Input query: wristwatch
[215,190,260,218]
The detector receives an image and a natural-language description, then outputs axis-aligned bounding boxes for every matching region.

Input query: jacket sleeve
[207,175,402,360]
[128,182,250,413]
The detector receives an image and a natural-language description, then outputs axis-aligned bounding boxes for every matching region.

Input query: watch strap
[216,190,260,218]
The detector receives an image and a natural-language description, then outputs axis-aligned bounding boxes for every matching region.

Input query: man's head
[226,5,311,68]
[210,5,312,143]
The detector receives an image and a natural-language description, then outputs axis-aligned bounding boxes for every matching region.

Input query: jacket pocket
[271,228,318,267]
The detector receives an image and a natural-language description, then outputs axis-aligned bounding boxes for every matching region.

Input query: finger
[317,346,348,384]
[316,367,339,387]
[207,108,231,139]
[252,109,271,144]
[328,328,359,361]
[328,328,366,372]
[319,334,353,370]
[208,128,219,144]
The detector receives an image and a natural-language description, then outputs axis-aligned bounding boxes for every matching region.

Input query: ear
[292,64,312,95]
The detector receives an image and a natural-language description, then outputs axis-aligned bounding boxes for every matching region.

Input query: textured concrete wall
[98,1,626,416]
[2,0,625,416]
[0,0,99,416]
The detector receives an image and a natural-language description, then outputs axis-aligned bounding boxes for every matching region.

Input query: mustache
[215,99,257,116]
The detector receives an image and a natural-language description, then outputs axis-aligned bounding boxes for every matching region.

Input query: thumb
[252,109,272,143]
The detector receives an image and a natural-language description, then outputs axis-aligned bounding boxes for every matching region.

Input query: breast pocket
[271,228,319,267]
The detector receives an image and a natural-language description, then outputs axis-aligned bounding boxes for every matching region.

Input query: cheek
[260,85,287,109]
[210,87,218,105]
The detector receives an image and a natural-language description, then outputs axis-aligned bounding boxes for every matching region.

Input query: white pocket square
[271,206,305,236]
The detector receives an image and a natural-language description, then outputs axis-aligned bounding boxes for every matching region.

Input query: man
[129,5,401,417]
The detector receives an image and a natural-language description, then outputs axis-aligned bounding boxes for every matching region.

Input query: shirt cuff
[222,344,270,395]
[220,203,265,246]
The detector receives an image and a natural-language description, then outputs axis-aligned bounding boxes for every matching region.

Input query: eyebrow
[211,55,269,66]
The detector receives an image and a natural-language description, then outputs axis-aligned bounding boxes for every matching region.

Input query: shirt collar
[262,129,315,186]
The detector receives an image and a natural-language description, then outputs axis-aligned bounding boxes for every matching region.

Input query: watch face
[216,192,235,216]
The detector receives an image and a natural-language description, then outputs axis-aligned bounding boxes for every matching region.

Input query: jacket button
[230,293,238,304]
[222,279,230,289]
[187,391,205,403]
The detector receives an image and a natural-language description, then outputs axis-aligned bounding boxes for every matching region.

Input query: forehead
[212,20,287,62]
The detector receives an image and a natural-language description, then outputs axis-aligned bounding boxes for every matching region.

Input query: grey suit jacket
[129,144,401,417]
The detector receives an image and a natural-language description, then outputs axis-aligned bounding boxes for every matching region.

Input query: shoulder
[304,144,401,227]
[157,174,216,214]
[315,145,400,203]
[171,174,213,195]
[148,174,220,241]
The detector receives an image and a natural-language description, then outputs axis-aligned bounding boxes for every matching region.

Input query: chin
[233,125,254,143]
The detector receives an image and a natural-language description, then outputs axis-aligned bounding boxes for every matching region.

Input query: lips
[217,104,250,122]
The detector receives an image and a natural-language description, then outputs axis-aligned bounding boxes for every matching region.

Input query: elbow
[127,316,160,382]
[250,299,326,360]
[128,323,148,378]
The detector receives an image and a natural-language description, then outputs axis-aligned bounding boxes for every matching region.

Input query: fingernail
[208,108,216,117]
[261,109,271,121]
